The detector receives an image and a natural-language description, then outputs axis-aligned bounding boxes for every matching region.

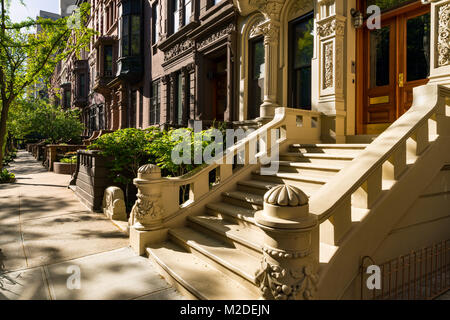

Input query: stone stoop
[145,143,369,300]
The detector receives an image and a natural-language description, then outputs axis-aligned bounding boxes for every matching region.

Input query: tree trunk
[0,100,10,171]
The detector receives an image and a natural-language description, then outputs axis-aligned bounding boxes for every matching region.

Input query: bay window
[120,0,142,58]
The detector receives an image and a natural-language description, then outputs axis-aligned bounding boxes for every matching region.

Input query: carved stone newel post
[255,184,319,300]
[129,164,168,255]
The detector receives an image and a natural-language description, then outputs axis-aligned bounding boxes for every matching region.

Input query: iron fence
[361,239,450,300]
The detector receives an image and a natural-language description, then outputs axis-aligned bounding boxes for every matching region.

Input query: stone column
[169,73,177,125]
[250,0,284,123]
[118,84,128,129]
[429,0,450,86]
[225,33,235,122]
[254,184,319,300]
[161,75,170,126]
[129,164,168,256]
[186,62,196,122]
[182,66,192,126]
[316,0,346,143]
[194,53,204,120]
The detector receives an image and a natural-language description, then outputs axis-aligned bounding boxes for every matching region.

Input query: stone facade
[49,0,450,139]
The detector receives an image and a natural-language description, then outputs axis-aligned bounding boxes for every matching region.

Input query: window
[79,74,86,97]
[122,16,129,56]
[120,0,142,58]
[176,73,183,125]
[290,13,314,110]
[139,87,143,128]
[249,36,264,119]
[104,45,113,75]
[131,15,141,55]
[98,105,105,130]
[129,89,137,128]
[150,80,160,125]
[210,0,221,7]
[64,90,71,109]
[172,0,180,34]
[184,0,191,26]
[152,1,159,44]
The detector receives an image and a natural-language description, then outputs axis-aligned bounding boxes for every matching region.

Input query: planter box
[54,162,77,175]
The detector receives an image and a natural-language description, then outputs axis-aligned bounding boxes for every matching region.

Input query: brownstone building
[50,0,239,136]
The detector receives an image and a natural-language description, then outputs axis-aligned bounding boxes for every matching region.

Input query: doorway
[359,1,430,134]
[205,53,227,122]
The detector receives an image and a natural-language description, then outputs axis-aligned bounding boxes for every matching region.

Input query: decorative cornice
[196,23,235,51]
[164,39,195,62]
[317,17,345,38]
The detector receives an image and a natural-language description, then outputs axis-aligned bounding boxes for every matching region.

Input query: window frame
[150,79,161,125]
[289,11,314,110]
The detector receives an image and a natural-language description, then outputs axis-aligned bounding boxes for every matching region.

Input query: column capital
[256,20,280,44]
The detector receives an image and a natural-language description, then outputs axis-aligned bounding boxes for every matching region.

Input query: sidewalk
[0,151,185,300]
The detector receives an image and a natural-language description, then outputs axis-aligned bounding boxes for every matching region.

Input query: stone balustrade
[129,107,322,254]
[45,144,86,171]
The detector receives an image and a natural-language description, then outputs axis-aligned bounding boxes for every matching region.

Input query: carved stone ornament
[264,184,308,207]
[324,42,334,89]
[317,18,345,38]
[249,18,265,38]
[196,24,235,51]
[291,0,314,17]
[250,0,284,21]
[164,39,194,62]
[438,3,450,66]
[132,193,163,223]
[255,259,319,300]
[255,20,280,44]
[102,186,127,221]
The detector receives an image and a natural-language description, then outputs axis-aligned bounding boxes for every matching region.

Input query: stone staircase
[146,143,369,300]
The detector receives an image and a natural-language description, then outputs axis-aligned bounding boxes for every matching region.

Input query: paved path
[0,151,185,300]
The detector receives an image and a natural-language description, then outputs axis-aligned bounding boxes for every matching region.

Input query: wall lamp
[350,9,364,29]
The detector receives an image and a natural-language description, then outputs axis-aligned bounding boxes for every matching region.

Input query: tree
[0,0,94,169]
[8,98,84,144]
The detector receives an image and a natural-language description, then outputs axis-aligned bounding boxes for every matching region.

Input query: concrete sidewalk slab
[22,212,128,268]
[0,267,49,300]
[0,151,185,300]
[46,247,186,300]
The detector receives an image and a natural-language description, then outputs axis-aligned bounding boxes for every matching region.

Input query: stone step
[206,202,260,231]
[237,178,320,196]
[253,170,329,185]
[147,242,258,300]
[221,191,264,210]
[268,161,343,177]
[279,152,357,165]
[187,215,264,258]
[291,144,369,149]
[289,144,368,156]
[169,227,261,295]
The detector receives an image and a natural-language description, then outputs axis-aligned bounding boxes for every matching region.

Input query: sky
[9,0,60,23]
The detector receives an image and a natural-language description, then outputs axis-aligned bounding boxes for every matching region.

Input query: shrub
[59,156,77,164]
[0,169,15,183]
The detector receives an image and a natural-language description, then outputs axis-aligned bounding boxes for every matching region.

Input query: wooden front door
[360,1,430,134]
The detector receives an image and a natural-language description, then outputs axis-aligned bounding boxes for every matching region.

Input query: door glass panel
[291,13,314,110]
[367,0,415,12]
[406,13,430,82]
[370,26,390,88]
[249,37,264,119]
